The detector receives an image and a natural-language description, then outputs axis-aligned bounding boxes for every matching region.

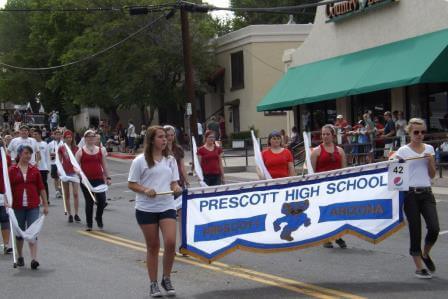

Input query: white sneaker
[55,191,62,199]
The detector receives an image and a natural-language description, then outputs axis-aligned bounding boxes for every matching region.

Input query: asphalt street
[1,158,447,299]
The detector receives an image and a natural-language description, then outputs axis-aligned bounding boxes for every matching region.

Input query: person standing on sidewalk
[395,118,439,279]
[76,130,111,231]
[127,121,137,154]
[58,130,80,223]
[8,145,49,269]
[48,129,63,200]
[33,129,51,205]
[262,130,295,179]
[311,124,348,249]
[128,126,182,297]
[198,130,224,186]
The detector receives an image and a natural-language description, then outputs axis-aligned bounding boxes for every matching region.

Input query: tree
[230,0,316,30]
[0,0,217,128]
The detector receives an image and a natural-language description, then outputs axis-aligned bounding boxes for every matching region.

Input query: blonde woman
[395,118,439,279]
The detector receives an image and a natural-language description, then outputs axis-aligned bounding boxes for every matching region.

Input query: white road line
[439,230,448,235]
[109,172,129,177]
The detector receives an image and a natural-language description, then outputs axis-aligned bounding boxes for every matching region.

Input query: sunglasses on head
[413,130,426,135]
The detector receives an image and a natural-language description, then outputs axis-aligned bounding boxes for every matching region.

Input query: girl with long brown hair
[128,126,182,297]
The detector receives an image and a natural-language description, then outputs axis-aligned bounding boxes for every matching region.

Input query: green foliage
[0,0,218,127]
[230,0,316,30]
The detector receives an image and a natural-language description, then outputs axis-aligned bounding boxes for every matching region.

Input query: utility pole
[180,8,198,141]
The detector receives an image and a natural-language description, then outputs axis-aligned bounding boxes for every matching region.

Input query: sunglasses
[413,130,426,135]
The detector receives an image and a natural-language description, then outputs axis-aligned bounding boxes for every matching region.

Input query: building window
[231,51,244,91]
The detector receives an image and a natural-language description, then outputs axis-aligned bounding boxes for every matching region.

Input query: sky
[0,0,234,19]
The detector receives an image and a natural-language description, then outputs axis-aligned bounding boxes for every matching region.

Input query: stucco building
[205,24,311,138]
[258,0,448,133]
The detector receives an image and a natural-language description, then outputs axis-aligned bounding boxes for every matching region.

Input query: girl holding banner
[128,126,182,297]
[197,130,224,186]
[395,118,439,279]
[58,130,80,223]
[164,125,189,254]
[311,125,348,249]
[8,145,48,269]
[75,130,111,231]
[262,130,295,178]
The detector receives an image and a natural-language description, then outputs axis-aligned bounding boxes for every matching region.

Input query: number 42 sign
[388,162,409,191]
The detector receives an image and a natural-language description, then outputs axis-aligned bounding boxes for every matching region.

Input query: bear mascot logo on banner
[273,200,311,241]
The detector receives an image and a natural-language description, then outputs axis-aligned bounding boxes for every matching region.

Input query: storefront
[257,0,448,133]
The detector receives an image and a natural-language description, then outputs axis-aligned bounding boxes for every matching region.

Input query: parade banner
[181,163,404,262]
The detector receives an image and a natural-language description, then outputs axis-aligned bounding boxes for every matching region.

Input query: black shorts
[51,164,59,179]
[135,209,176,225]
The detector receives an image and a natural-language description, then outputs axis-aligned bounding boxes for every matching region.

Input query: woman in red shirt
[262,130,295,179]
[8,145,48,269]
[75,130,111,231]
[197,130,224,186]
[310,124,348,249]
[58,130,80,223]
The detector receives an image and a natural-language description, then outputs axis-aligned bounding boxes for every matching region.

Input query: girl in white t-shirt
[128,126,182,297]
[395,118,439,279]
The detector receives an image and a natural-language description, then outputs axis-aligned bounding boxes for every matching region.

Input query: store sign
[326,0,398,23]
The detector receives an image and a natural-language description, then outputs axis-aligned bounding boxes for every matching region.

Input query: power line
[0,12,171,71]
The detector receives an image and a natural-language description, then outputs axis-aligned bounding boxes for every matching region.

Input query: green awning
[257,28,448,112]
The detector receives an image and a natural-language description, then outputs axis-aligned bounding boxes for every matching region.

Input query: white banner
[181,164,404,262]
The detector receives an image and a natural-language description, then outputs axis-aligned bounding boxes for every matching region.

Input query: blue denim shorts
[14,207,40,234]
[0,206,10,229]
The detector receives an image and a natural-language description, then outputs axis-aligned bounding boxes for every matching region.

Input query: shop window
[352,90,391,123]
[303,100,336,131]
[428,91,448,131]
[231,51,244,91]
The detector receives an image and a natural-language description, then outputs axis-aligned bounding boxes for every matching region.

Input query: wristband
[106,177,111,180]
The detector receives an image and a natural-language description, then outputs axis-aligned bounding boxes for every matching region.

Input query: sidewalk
[107,149,448,195]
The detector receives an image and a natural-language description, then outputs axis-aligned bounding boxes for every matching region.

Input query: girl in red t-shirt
[197,130,224,186]
[58,130,80,223]
[310,124,348,249]
[262,130,295,179]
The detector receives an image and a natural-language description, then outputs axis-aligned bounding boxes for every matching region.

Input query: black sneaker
[323,242,333,248]
[421,254,436,273]
[17,257,24,267]
[335,238,347,249]
[3,246,12,254]
[68,215,74,223]
[415,269,432,279]
[150,281,162,297]
[74,215,81,222]
[30,259,40,270]
[161,276,176,296]
[95,217,103,229]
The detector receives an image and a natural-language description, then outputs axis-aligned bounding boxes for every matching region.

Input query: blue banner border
[180,168,404,261]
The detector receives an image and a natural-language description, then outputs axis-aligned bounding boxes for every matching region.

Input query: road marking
[440,230,448,235]
[109,172,129,177]
[79,230,365,299]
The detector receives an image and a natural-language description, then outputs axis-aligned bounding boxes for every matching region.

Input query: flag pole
[1,147,17,268]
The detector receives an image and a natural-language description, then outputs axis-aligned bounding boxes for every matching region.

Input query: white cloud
[0,0,6,8]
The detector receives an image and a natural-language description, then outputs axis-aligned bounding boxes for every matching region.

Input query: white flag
[251,130,272,180]
[303,132,314,174]
[192,137,208,187]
